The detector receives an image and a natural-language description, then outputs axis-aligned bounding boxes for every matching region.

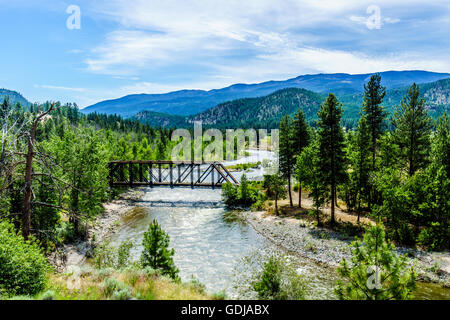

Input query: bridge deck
[108,161,239,189]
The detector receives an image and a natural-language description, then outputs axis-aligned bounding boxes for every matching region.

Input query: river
[106,150,449,300]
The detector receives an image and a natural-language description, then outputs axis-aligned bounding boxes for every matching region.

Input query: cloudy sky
[0,0,449,107]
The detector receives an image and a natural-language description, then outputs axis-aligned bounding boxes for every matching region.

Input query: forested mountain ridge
[0,88,30,107]
[339,78,450,120]
[81,71,450,117]
[189,88,323,128]
[132,111,189,128]
[134,78,450,129]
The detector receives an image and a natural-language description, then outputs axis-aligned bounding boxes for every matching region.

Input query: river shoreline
[51,188,146,271]
[52,186,449,294]
[240,210,450,286]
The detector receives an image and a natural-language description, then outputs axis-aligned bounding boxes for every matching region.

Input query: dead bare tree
[21,103,55,238]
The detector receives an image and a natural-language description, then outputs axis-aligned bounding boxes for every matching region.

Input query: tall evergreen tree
[392,83,433,176]
[317,94,347,225]
[362,74,386,171]
[362,74,386,210]
[279,115,295,206]
[350,116,371,222]
[292,109,310,207]
[296,134,327,225]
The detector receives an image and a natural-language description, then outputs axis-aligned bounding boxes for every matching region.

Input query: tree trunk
[21,103,54,239]
[298,181,302,208]
[22,135,34,239]
[275,194,278,216]
[288,173,293,207]
[330,185,336,225]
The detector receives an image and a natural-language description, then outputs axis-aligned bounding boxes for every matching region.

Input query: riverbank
[50,188,146,271]
[241,209,450,287]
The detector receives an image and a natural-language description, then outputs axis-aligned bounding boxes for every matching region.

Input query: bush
[418,222,449,251]
[117,239,134,269]
[253,256,307,300]
[113,287,133,300]
[102,277,121,297]
[222,174,264,208]
[0,221,50,296]
[93,240,134,269]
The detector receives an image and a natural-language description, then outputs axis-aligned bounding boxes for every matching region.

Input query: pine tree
[297,136,327,226]
[362,74,386,211]
[279,115,295,206]
[430,112,450,175]
[263,173,287,215]
[362,74,386,171]
[350,116,371,222]
[335,224,416,300]
[317,94,347,225]
[292,109,310,207]
[141,219,179,280]
[392,83,432,176]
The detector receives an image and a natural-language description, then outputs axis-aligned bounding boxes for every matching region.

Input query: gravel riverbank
[241,211,450,286]
[50,188,146,271]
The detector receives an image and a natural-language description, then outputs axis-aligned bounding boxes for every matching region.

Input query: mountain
[132,111,188,128]
[338,77,450,120]
[189,88,323,128]
[135,78,450,129]
[0,89,30,107]
[82,71,450,117]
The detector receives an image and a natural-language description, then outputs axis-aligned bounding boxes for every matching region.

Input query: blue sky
[0,0,449,108]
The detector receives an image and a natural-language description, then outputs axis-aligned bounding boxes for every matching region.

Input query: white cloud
[34,84,86,92]
[78,0,450,95]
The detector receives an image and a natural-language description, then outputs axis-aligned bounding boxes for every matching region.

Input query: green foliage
[0,221,50,296]
[335,225,416,300]
[222,174,265,208]
[279,115,296,206]
[297,136,328,225]
[392,83,433,176]
[253,256,307,300]
[141,219,179,280]
[117,239,134,269]
[345,116,371,218]
[263,173,287,215]
[362,74,386,168]
[93,240,134,270]
[317,94,348,224]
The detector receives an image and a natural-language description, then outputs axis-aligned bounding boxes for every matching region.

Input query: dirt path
[275,190,374,226]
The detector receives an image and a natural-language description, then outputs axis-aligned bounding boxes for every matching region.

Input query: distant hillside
[134,78,450,129]
[339,77,450,120]
[190,88,323,128]
[0,89,30,107]
[132,111,188,128]
[81,71,450,117]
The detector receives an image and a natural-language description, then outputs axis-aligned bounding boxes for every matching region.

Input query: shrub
[141,219,179,280]
[93,239,134,269]
[418,222,449,251]
[253,256,307,300]
[113,287,133,300]
[222,174,264,209]
[0,221,50,296]
[117,239,134,269]
[102,277,121,297]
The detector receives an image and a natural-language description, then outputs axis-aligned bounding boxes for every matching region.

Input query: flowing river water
[106,150,449,300]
